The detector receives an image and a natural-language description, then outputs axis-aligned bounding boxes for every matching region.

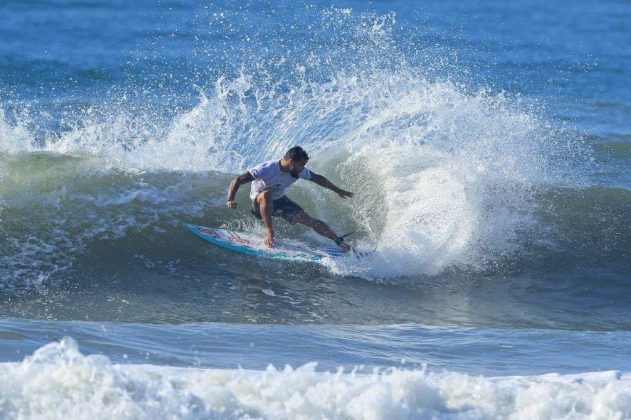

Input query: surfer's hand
[264,231,274,247]
[337,189,354,199]
[227,200,238,209]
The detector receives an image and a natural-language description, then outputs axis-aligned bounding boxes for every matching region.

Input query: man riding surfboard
[226,146,354,251]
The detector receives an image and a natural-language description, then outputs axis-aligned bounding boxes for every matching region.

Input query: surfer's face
[290,159,308,177]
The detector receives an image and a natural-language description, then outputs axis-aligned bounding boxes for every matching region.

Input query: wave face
[0,83,594,281]
[0,8,603,280]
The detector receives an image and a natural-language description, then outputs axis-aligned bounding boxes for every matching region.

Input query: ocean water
[0,0,630,418]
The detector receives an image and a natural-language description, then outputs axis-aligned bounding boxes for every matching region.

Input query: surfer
[226,146,354,251]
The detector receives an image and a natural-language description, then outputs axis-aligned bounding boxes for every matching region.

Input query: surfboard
[187,224,348,263]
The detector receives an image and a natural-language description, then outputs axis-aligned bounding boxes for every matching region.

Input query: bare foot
[264,232,274,248]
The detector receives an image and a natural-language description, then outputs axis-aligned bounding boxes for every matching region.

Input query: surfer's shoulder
[248,160,277,178]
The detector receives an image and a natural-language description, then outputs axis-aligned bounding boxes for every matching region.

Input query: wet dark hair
[285,146,310,163]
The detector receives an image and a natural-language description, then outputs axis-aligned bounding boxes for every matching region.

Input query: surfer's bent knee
[256,190,273,204]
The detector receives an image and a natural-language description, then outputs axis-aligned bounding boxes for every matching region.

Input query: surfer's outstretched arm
[227,172,254,208]
[309,172,354,199]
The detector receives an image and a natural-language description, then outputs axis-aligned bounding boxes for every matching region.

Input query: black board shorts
[251,195,303,224]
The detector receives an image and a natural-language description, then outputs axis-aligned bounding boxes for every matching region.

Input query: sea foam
[1,338,629,419]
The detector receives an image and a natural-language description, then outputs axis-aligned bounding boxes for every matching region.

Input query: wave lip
[1,338,630,419]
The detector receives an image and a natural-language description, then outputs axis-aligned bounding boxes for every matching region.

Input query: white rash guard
[248,160,312,201]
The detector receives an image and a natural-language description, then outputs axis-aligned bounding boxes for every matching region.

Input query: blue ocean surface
[0,0,630,418]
